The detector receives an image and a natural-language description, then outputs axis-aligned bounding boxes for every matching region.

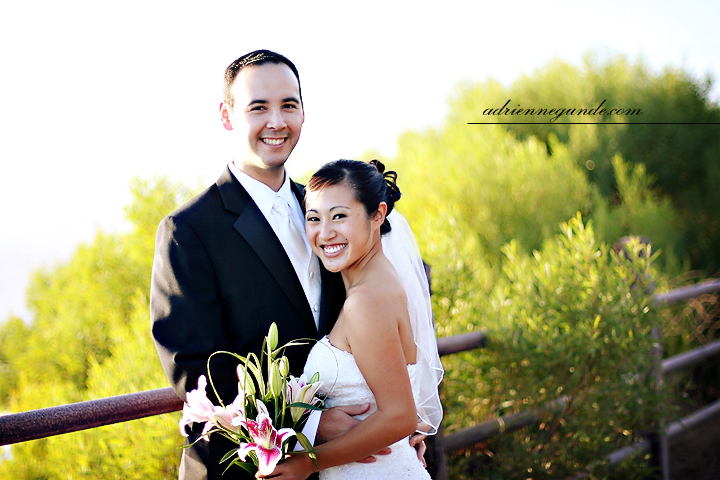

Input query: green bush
[444,215,667,479]
[0,177,191,480]
[591,155,685,275]
[448,51,720,271]
[392,123,592,262]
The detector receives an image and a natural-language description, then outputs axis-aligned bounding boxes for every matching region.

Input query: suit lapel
[290,181,305,212]
[318,265,343,336]
[217,168,316,333]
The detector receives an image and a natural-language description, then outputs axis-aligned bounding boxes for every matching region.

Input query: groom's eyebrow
[248,97,300,105]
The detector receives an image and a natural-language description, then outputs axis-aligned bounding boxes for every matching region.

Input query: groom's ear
[219,102,233,131]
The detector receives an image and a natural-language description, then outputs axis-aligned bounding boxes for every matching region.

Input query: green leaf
[287,402,325,412]
[294,431,318,468]
[219,448,239,465]
[223,457,257,476]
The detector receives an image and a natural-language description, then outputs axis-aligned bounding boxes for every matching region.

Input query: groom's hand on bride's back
[409,432,428,467]
[316,403,392,463]
[315,403,367,444]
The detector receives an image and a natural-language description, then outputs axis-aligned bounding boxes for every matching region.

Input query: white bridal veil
[382,210,444,434]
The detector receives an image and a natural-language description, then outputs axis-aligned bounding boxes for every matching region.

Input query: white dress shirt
[228,163,322,328]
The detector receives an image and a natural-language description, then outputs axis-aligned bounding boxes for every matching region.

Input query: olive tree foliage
[592,155,685,273]
[0,316,29,405]
[0,177,193,479]
[391,121,591,260]
[457,217,664,479]
[448,51,720,271]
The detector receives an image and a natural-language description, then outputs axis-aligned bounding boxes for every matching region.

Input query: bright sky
[1,0,718,322]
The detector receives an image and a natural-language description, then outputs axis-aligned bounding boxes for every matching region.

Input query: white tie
[272,196,309,268]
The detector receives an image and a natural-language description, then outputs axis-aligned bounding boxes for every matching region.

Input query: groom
[151,50,365,479]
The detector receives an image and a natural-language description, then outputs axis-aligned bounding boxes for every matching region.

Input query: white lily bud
[267,323,279,352]
[237,364,255,396]
[269,361,283,398]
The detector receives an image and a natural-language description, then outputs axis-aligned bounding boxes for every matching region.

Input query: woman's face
[304,182,382,273]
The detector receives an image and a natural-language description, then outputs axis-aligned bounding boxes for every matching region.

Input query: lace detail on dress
[303,337,431,480]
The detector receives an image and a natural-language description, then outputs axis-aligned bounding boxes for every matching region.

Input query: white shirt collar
[228,162,303,222]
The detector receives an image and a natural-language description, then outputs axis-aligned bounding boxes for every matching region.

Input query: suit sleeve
[150,214,236,404]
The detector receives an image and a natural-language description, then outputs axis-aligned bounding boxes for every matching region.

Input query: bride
[259,159,443,479]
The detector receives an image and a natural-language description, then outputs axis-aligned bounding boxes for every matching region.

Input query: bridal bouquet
[179,323,324,476]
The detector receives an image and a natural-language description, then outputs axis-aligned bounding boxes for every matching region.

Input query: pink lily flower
[179,375,246,440]
[236,401,296,476]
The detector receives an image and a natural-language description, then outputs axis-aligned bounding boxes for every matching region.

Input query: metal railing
[0,332,487,447]
[435,337,720,453]
[0,387,182,446]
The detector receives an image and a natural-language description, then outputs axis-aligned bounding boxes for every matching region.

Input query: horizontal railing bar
[655,279,720,305]
[443,398,567,452]
[607,398,720,465]
[607,438,651,465]
[662,339,720,374]
[665,398,720,440]
[0,330,486,447]
[443,410,538,453]
[437,331,486,356]
[0,387,182,446]
[439,282,720,451]
[445,384,720,455]
[444,396,720,461]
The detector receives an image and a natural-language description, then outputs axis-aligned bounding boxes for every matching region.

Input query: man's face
[220,62,304,184]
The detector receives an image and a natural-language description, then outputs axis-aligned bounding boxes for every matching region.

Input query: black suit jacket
[151,167,345,480]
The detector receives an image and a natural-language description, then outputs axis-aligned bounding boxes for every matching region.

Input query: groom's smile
[261,137,288,146]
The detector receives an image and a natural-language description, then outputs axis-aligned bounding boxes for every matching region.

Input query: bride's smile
[305,183,385,274]
[321,243,347,256]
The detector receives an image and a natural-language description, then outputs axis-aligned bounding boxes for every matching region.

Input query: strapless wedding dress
[303,336,431,479]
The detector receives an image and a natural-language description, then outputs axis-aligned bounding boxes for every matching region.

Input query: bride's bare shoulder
[344,270,407,328]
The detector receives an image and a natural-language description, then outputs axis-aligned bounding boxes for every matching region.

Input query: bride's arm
[258,287,417,479]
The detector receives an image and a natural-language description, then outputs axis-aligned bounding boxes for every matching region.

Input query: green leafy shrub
[591,155,685,275]
[449,51,720,271]
[392,123,592,262]
[445,215,667,479]
[0,177,191,480]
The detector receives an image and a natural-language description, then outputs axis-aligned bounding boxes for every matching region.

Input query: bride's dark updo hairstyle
[305,159,401,235]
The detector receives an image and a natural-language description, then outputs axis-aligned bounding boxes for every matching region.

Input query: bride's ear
[372,202,388,228]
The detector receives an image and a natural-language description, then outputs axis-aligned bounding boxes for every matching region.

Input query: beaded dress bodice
[303,336,431,480]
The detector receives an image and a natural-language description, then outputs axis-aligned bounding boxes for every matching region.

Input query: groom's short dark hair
[223,50,302,111]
